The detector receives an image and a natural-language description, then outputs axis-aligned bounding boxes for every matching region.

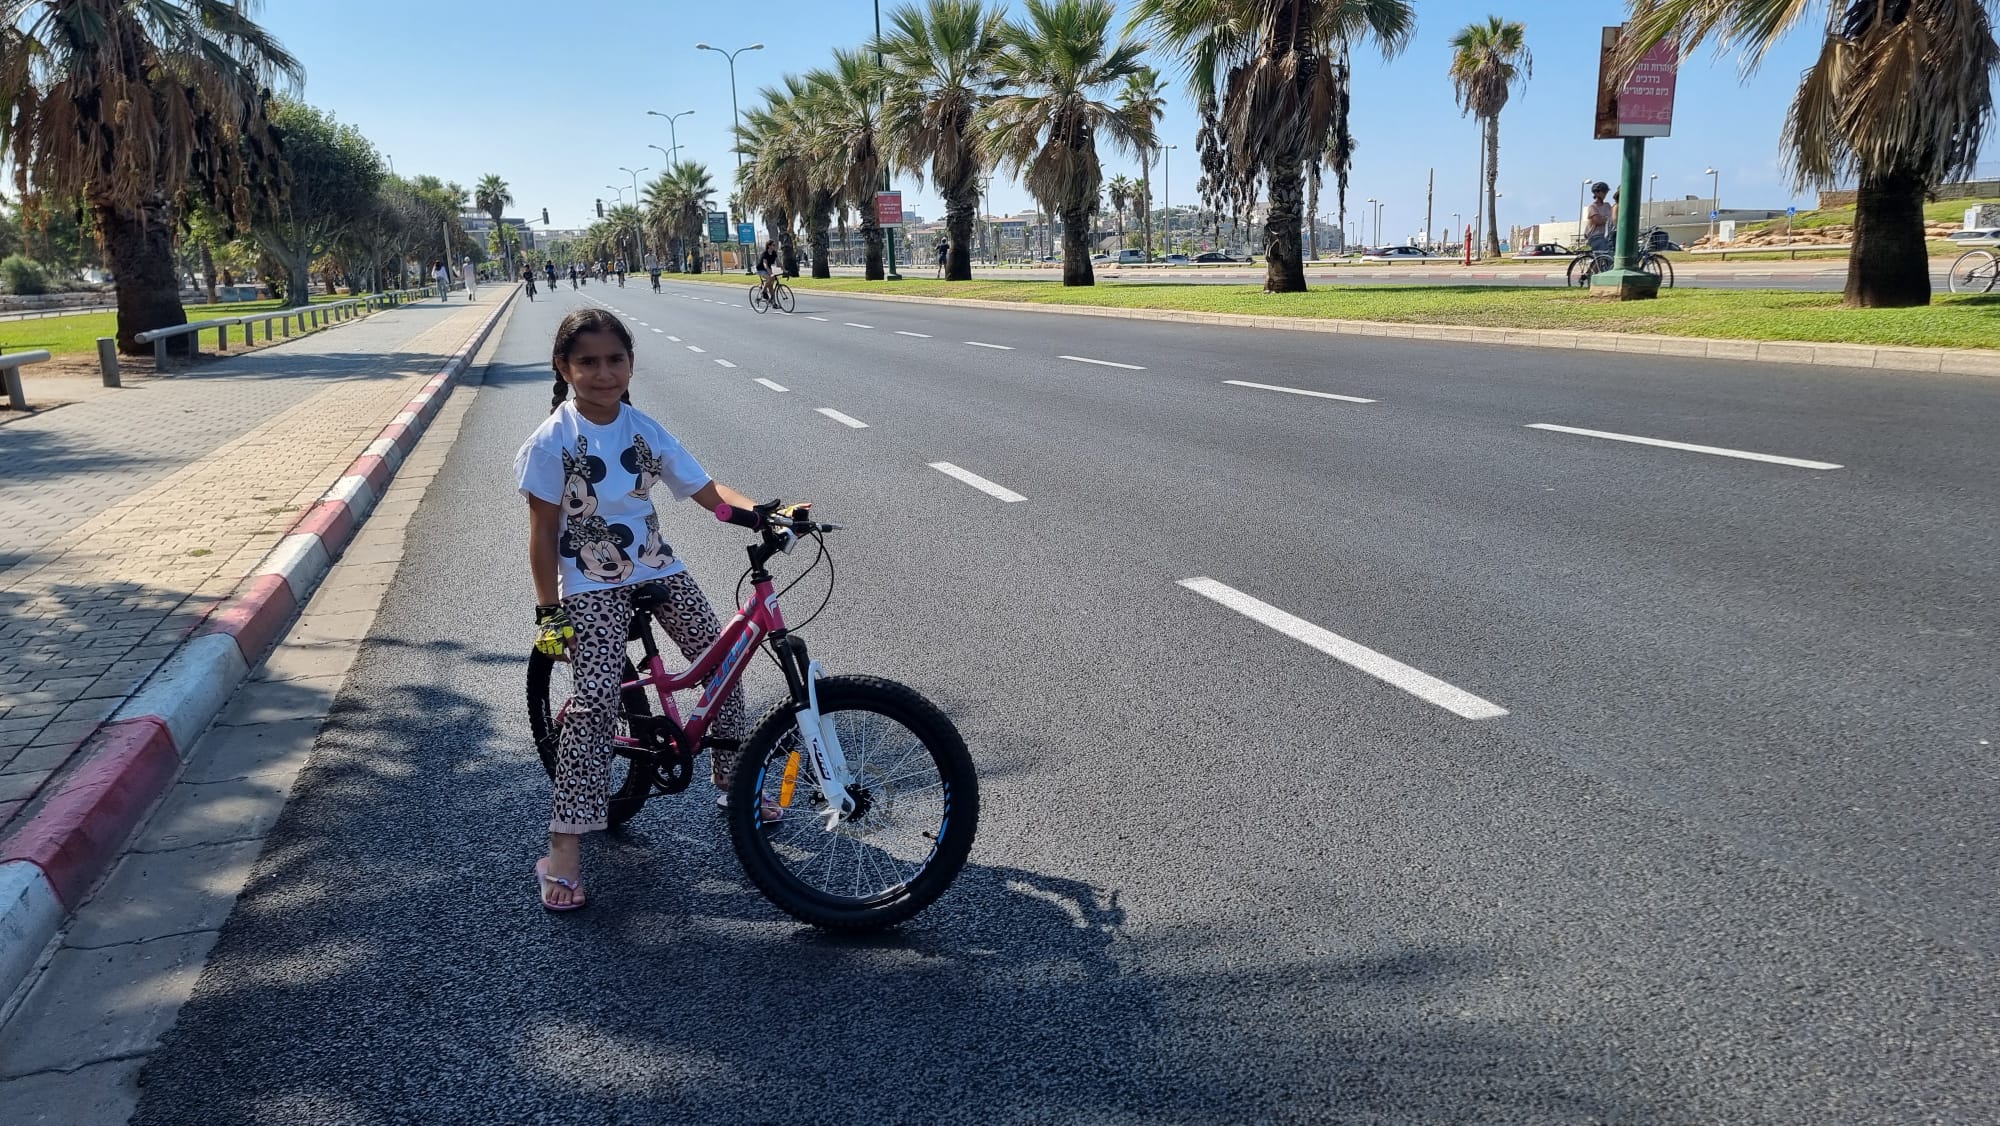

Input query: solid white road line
[1525,423,1843,471]
[895,330,932,338]
[928,461,1026,503]
[964,341,1013,350]
[755,378,789,393]
[807,316,829,322]
[1061,355,1146,370]
[715,359,737,368]
[687,345,706,353]
[1224,379,1376,404]
[845,322,874,329]
[1178,578,1509,721]
[816,408,869,429]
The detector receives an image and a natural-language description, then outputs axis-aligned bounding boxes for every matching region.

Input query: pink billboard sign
[1596,28,1678,139]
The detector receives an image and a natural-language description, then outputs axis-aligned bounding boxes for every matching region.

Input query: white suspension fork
[794,660,854,827]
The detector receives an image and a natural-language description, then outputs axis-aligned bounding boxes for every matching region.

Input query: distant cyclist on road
[521,263,537,300]
[545,261,557,291]
[645,251,661,292]
[756,240,781,303]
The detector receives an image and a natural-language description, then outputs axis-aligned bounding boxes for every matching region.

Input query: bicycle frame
[558,565,858,825]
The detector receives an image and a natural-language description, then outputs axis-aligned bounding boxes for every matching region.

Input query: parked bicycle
[748,280,796,314]
[1567,245,1676,289]
[525,502,978,931]
[1948,247,2000,293]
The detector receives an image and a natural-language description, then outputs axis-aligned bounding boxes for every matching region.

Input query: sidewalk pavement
[0,286,515,1003]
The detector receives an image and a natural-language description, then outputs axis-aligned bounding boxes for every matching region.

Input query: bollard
[217,322,228,350]
[97,337,120,387]
[3,367,24,411]
[153,337,167,367]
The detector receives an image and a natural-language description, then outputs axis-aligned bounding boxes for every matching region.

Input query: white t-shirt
[514,401,710,599]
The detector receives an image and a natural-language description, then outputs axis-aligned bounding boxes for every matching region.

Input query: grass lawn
[0,294,355,357]
[685,274,2000,350]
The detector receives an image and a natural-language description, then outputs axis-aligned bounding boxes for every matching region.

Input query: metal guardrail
[128,293,435,365]
[1687,244,1852,260]
[0,349,52,411]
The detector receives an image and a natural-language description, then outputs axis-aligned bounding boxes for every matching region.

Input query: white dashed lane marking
[1224,380,1375,404]
[755,378,789,393]
[651,328,664,334]
[816,408,869,429]
[928,461,1026,503]
[964,341,1012,350]
[895,331,931,338]
[1061,355,1145,370]
[807,316,829,322]
[1525,424,1844,471]
[715,359,737,368]
[844,323,874,330]
[687,345,705,353]
[667,335,681,342]
[1178,579,1509,721]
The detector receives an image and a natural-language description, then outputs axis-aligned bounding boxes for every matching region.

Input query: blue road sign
[737,223,756,244]
[1710,209,1720,221]
[1787,206,1797,218]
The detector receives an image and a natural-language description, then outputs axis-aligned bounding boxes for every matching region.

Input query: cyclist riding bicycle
[545,262,557,290]
[756,241,781,301]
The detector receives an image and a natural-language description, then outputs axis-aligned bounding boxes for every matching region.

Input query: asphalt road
[132,278,1998,1124]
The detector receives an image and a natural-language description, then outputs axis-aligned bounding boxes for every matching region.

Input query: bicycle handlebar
[713,502,845,534]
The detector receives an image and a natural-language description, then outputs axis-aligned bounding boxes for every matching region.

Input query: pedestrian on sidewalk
[516,308,795,911]
[432,259,449,301]
[462,255,478,300]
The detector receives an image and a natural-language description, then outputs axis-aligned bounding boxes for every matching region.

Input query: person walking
[462,255,478,300]
[432,259,450,301]
[935,236,949,279]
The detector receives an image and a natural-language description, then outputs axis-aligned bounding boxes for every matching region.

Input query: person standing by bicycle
[1583,181,1615,257]
[756,240,781,302]
[516,308,792,911]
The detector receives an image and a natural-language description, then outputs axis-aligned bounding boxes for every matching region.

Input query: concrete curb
[684,277,2000,377]
[0,285,519,1006]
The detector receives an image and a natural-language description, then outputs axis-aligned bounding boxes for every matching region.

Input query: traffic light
[595,199,603,218]
[542,208,549,224]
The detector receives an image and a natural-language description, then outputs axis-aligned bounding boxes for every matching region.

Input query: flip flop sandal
[535,857,587,912]
[713,790,787,823]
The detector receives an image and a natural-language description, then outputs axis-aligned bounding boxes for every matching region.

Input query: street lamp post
[1163,144,1177,257]
[696,42,763,273]
[620,166,648,266]
[1578,177,1593,241]
[1451,212,1461,252]
[1705,165,1720,244]
[1363,197,1377,247]
[1374,199,1385,246]
[646,109,695,163]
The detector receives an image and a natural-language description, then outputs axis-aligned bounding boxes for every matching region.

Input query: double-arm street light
[1162,144,1177,257]
[1705,165,1721,243]
[647,109,694,164]
[620,166,649,265]
[697,42,763,273]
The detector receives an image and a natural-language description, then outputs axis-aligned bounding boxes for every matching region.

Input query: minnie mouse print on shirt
[515,401,709,599]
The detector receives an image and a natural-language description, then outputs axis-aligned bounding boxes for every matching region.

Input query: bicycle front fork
[775,635,854,826]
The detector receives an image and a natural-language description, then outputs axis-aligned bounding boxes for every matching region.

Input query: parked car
[1515,242,1573,258]
[1947,228,2000,245]
[1117,248,1145,264]
[1193,251,1243,263]
[1090,253,1111,263]
[1359,245,1435,262]
[1163,253,1190,265]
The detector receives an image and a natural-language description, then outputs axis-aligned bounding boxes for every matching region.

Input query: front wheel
[1640,253,1675,289]
[526,650,654,827]
[728,676,978,931]
[747,283,771,313]
[1949,250,1998,293]
[775,284,796,313]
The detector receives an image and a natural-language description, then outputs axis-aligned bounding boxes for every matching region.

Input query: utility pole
[873,0,903,279]
[1425,168,1434,252]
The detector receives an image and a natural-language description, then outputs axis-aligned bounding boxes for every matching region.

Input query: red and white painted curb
[0,286,518,1003]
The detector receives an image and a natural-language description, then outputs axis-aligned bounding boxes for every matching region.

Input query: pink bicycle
[526,503,978,930]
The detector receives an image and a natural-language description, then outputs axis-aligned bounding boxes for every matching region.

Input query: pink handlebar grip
[715,503,761,529]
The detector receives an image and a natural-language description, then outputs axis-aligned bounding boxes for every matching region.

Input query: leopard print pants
[549,572,748,834]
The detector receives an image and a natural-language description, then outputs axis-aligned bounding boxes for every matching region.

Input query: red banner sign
[875,191,903,226]
[1596,28,1678,139]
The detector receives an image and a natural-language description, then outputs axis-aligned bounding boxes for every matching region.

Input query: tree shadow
[128,666,1650,1125]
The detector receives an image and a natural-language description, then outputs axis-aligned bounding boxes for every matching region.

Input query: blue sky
[259,0,1899,240]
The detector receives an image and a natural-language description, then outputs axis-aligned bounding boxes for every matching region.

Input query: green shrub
[0,255,49,295]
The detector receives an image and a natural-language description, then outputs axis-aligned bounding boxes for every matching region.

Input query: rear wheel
[1566,253,1596,288]
[747,284,771,312]
[727,676,978,931]
[526,650,653,827]
[776,283,796,313]
[1948,250,1998,293]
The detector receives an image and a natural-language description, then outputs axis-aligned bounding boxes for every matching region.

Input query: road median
[680,274,2000,375]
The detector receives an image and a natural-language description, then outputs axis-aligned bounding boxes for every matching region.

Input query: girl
[514,308,773,911]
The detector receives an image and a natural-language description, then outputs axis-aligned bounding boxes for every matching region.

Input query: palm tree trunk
[862,209,884,281]
[1307,167,1320,261]
[807,192,834,279]
[1483,114,1502,258]
[1263,151,1307,293]
[200,243,218,304]
[774,209,800,277]
[1060,203,1095,286]
[1846,166,1930,308]
[943,173,978,282]
[94,196,189,355]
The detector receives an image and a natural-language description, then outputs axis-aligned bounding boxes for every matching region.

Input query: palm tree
[1448,17,1530,259]
[1625,0,1997,308]
[474,174,515,276]
[1118,69,1167,260]
[0,0,300,353]
[736,82,815,277]
[876,0,1007,281]
[646,161,716,274]
[1134,0,1416,292]
[805,49,890,280]
[1107,174,1134,246]
[981,0,1154,286]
